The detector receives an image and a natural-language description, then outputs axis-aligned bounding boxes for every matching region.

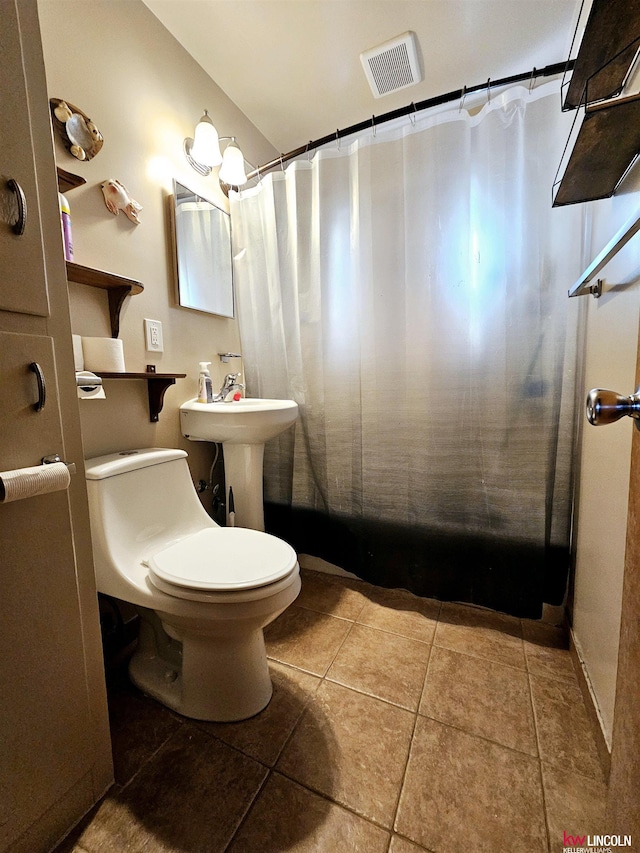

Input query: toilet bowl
[85,447,300,721]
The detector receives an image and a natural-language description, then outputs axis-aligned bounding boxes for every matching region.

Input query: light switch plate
[144,318,164,352]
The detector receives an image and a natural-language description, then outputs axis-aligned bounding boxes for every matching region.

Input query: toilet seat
[148,527,298,600]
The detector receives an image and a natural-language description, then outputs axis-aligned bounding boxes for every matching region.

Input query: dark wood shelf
[66,261,143,338]
[56,166,86,194]
[553,94,640,207]
[563,0,640,110]
[95,371,187,422]
[65,261,143,293]
[60,182,181,420]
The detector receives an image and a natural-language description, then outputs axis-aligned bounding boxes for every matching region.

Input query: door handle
[6,178,27,235]
[29,362,46,412]
[586,387,640,427]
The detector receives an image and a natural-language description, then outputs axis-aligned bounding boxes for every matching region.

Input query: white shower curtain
[230,81,584,617]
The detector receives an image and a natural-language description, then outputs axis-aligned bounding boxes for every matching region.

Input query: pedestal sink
[179,398,298,531]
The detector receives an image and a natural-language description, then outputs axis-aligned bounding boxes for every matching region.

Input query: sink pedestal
[224,443,266,531]
[179,398,298,533]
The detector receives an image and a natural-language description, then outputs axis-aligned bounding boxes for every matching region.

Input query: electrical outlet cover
[144,318,164,352]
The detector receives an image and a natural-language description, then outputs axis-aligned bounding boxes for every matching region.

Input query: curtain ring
[336,129,341,150]
[409,102,417,127]
[459,85,467,113]
[487,78,491,103]
[306,141,312,162]
[280,154,285,172]
[529,67,537,93]
[371,115,377,137]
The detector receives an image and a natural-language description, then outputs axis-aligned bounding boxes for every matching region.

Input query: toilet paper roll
[82,336,125,372]
[0,462,71,503]
[72,334,84,370]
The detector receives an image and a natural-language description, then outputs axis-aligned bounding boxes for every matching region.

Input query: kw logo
[564,832,587,846]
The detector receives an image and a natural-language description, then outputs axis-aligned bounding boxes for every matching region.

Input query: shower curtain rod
[245,60,574,182]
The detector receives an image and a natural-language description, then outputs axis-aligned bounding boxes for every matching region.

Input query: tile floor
[56,569,607,853]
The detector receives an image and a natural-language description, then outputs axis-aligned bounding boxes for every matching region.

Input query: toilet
[84,447,300,722]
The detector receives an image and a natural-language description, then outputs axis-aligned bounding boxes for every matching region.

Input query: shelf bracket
[147,376,177,423]
[65,261,144,339]
[107,287,130,339]
[95,371,186,422]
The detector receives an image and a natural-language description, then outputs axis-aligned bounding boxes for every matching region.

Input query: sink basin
[180,398,298,445]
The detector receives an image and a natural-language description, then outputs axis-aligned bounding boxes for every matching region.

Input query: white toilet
[84,447,300,722]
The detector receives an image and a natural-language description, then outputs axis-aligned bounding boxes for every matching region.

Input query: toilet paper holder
[0,455,76,504]
[42,454,77,475]
[75,371,103,391]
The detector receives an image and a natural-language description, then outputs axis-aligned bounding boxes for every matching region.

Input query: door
[603,332,640,835]
[0,2,112,851]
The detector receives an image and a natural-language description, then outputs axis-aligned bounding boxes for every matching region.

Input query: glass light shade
[190,112,222,167]
[219,141,248,186]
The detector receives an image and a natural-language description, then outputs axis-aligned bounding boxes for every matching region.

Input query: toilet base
[129,609,273,722]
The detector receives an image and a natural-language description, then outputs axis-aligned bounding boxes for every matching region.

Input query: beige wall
[37,0,276,488]
[572,161,640,746]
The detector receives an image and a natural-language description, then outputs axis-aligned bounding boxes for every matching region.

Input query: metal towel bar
[569,209,640,298]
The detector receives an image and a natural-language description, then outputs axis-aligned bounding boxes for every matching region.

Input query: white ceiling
[143,0,581,157]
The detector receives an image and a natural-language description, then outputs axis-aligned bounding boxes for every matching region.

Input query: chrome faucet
[213,372,245,402]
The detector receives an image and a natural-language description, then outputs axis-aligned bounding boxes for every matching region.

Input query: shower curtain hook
[371,115,377,137]
[529,67,537,93]
[306,141,312,162]
[336,129,341,150]
[409,102,417,127]
[459,85,467,113]
[280,154,285,172]
[487,78,491,103]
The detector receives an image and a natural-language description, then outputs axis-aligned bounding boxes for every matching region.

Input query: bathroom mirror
[171,179,234,318]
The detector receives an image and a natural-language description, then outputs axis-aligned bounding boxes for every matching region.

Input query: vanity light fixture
[184,110,249,190]
[184,110,222,174]
[219,140,248,186]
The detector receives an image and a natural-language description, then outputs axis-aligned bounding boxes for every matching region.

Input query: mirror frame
[170,179,234,318]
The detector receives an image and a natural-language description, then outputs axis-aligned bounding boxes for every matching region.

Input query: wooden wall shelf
[59,169,183,420]
[563,0,640,110]
[553,94,640,207]
[95,371,187,422]
[66,261,143,338]
[554,0,640,207]
[56,166,86,193]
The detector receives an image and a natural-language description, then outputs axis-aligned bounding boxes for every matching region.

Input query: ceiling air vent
[360,31,422,98]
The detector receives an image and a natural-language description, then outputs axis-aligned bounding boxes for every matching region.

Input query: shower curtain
[230,82,584,618]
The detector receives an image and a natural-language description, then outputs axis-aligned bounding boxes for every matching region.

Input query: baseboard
[569,629,612,782]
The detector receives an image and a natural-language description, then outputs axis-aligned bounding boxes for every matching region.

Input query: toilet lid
[148,527,297,592]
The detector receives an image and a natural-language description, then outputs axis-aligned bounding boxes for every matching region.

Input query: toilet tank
[85,448,216,599]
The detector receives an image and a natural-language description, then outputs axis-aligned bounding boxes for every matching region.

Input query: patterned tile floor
[56,568,606,853]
